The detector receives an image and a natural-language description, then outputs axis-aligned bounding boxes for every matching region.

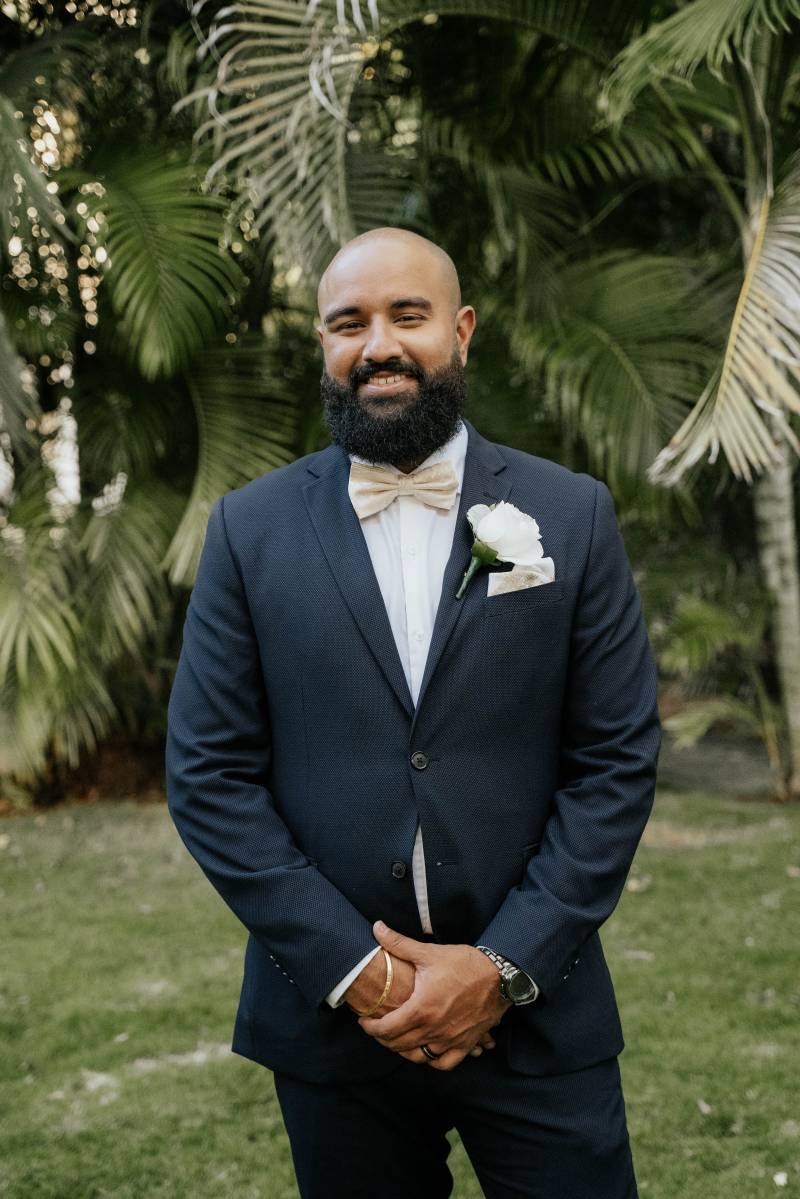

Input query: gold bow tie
[348,459,459,519]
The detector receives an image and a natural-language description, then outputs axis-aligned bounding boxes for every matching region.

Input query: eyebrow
[323,296,433,327]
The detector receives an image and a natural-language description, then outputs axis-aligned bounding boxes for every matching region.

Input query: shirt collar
[348,418,468,492]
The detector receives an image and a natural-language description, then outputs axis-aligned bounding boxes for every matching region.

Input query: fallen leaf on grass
[626,874,652,893]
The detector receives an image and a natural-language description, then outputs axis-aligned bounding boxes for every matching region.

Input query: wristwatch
[476,945,540,1005]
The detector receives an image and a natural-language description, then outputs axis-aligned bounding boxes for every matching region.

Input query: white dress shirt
[324,419,468,1007]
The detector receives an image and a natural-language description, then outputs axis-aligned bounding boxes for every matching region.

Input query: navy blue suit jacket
[165,416,661,1084]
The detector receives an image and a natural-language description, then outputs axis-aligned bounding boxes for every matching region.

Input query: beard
[320,349,468,468]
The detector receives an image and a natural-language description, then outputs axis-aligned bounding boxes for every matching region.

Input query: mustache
[350,361,423,388]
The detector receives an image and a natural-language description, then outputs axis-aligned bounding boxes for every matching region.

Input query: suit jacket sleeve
[473,479,661,999]
[165,495,380,1011]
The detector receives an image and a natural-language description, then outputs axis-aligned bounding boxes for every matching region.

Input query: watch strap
[476,945,540,1004]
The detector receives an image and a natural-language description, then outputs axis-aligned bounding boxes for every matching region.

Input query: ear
[455,305,476,364]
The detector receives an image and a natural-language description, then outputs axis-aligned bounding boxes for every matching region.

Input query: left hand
[357,921,511,1070]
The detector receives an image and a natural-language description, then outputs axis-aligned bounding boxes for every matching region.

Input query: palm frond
[0,655,117,781]
[0,519,82,690]
[0,94,73,255]
[496,250,728,487]
[78,482,179,661]
[663,695,765,748]
[75,146,246,380]
[179,0,651,279]
[71,378,181,484]
[605,0,800,122]
[660,594,766,674]
[0,307,40,463]
[648,150,800,485]
[0,26,97,110]
[163,332,302,585]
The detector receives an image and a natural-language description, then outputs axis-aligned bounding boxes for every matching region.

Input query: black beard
[320,351,468,467]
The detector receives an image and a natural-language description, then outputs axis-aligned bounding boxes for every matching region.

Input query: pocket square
[487,559,555,597]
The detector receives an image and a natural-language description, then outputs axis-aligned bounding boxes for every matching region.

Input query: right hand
[345,952,497,1058]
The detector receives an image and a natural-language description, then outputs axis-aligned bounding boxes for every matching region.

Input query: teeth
[371,374,407,385]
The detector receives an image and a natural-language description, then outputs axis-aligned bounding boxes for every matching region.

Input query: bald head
[317,227,462,322]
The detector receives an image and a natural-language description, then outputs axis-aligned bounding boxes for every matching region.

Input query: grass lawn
[1,787,799,1198]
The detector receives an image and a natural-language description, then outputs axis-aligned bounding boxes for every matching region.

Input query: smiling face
[315,230,476,470]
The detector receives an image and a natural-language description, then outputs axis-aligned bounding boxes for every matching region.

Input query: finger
[372,920,429,964]
[469,1046,483,1056]
[358,1006,425,1041]
[369,1027,432,1053]
[428,1047,468,1072]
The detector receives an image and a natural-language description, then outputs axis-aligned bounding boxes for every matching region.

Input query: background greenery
[1,0,799,801]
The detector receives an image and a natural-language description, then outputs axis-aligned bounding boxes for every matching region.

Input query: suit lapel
[303,442,415,718]
[302,418,512,724]
[410,419,511,731]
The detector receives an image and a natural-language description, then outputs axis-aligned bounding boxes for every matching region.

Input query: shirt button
[411,750,429,770]
[391,861,407,879]
[414,630,424,642]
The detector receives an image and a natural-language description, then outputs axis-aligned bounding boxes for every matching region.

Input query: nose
[362,317,404,365]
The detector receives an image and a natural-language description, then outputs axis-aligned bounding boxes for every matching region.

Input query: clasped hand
[355,920,511,1072]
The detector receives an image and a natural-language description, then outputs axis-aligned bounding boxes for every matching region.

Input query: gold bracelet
[351,949,393,1016]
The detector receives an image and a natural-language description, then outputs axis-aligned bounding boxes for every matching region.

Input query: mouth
[358,372,418,399]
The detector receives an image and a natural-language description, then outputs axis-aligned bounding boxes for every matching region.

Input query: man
[165,226,661,1198]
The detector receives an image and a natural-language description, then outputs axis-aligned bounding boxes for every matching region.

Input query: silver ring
[421,1044,441,1061]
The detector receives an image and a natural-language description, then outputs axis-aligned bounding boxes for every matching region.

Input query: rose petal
[467,503,492,537]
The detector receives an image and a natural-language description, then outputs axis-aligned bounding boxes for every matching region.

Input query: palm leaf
[605,0,800,122]
[0,94,73,254]
[663,695,765,747]
[163,332,302,585]
[70,146,247,380]
[495,250,728,487]
[179,0,651,279]
[660,594,766,674]
[0,656,117,780]
[648,150,800,485]
[78,482,180,661]
[0,307,40,465]
[0,515,82,690]
[0,24,98,105]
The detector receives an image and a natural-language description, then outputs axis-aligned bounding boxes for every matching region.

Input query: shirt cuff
[325,945,382,1008]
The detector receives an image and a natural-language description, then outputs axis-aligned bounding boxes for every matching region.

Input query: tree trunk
[752,419,800,800]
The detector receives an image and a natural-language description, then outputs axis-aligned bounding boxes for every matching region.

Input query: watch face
[507,970,536,1003]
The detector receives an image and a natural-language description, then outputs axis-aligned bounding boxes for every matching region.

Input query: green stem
[455,555,481,600]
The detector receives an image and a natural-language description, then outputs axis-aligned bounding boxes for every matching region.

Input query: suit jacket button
[410,750,429,770]
[391,861,407,878]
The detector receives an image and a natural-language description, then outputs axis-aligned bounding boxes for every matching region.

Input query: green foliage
[164,333,301,586]
[605,0,800,121]
[69,147,246,380]
[2,0,799,795]
[0,15,306,786]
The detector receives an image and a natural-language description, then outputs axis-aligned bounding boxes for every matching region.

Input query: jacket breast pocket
[483,580,565,616]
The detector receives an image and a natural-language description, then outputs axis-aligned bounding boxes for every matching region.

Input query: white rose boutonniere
[455,501,555,600]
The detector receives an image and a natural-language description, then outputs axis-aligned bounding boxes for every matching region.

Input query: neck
[393,455,429,474]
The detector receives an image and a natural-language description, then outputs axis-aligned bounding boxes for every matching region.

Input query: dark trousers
[272,1042,639,1199]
